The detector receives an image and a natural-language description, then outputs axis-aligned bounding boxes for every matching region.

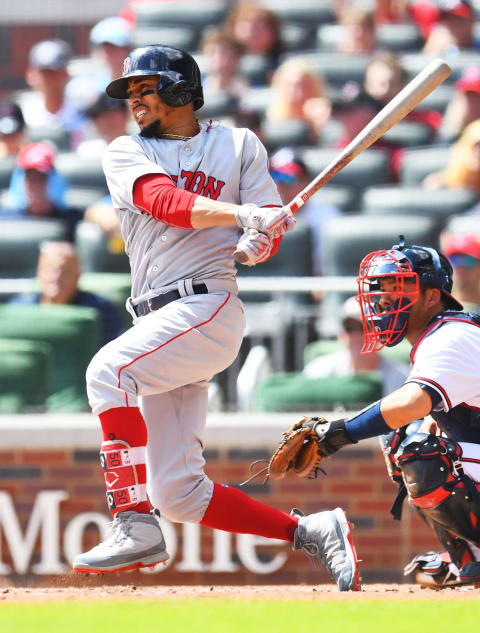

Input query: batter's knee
[149,474,214,523]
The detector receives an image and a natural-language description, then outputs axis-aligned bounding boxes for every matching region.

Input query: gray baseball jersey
[86,121,282,523]
[103,121,282,301]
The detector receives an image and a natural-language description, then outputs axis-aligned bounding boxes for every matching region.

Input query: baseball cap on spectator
[29,39,72,70]
[17,142,55,174]
[438,0,473,18]
[455,66,480,94]
[269,148,308,184]
[443,234,480,267]
[84,93,128,119]
[341,296,363,333]
[90,17,132,47]
[0,100,25,135]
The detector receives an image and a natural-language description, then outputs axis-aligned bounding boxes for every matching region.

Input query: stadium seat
[413,83,453,114]
[239,54,271,85]
[198,93,239,120]
[26,126,71,151]
[239,86,271,117]
[55,152,108,191]
[262,119,315,151]
[400,146,451,185]
[321,214,440,276]
[381,120,433,147]
[400,52,480,84]
[317,23,423,53]
[0,338,51,413]
[0,218,68,278]
[280,52,370,89]
[258,0,335,27]
[301,147,392,189]
[131,26,198,51]
[79,272,132,329]
[361,186,478,223]
[254,371,382,411]
[134,1,228,28]
[64,187,107,214]
[0,304,101,411]
[75,220,130,274]
[308,185,357,214]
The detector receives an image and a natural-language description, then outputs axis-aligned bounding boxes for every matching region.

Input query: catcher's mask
[357,236,463,353]
[106,45,204,110]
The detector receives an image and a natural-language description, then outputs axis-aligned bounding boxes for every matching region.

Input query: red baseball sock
[99,407,150,516]
[200,482,299,542]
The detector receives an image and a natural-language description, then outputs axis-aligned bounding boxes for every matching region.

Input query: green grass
[2,599,480,633]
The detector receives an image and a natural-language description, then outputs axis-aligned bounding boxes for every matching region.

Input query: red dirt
[1,582,479,603]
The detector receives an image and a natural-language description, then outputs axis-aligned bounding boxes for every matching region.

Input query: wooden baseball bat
[235,58,450,264]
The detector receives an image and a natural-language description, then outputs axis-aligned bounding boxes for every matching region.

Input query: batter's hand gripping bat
[235,57,451,263]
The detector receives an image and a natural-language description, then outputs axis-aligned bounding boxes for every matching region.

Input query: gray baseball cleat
[292,507,361,591]
[73,510,169,573]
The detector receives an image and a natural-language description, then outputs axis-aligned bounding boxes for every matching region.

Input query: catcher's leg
[397,433,480,587]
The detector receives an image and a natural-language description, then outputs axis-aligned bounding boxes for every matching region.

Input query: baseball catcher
[267,237,480,588]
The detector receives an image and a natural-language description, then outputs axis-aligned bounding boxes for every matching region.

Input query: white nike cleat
[73,510,169,574]
[292,507,361,591]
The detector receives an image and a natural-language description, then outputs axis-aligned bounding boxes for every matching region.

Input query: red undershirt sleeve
[132,173,198,229]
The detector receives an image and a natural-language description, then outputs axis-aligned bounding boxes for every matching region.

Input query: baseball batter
[72,45,360,592]
[274,238,480,587]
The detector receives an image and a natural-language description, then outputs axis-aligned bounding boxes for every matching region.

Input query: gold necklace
[160,121,201,141]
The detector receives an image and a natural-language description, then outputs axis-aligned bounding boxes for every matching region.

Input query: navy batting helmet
[106,45,204,110]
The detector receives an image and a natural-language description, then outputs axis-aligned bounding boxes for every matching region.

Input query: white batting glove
[234,229,273,266]
[235,203,296,239]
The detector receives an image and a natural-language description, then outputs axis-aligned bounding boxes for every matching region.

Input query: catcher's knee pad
[397,433,480,544]
[100,440,147,513]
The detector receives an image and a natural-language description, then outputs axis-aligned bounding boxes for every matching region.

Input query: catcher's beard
[140,119,162,138]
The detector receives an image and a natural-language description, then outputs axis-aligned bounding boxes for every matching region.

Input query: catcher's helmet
[106,45,204,110]
[357,236,463,353]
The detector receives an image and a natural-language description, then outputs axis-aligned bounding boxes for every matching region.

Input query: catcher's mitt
[240,417,327,486]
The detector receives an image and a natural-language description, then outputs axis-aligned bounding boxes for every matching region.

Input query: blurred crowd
[1,0,480,412]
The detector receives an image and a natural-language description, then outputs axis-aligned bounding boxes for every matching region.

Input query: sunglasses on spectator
[343,319,364,334]
[270,170,300,184]
[449,254,480,268]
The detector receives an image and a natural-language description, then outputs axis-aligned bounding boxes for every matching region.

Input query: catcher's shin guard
[100,440,148,514]
[396,433,480,549]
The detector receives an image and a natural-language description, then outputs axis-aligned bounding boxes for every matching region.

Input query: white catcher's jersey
[408,320,480,411]
[103,121,282,300]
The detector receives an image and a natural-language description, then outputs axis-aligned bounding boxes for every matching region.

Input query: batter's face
[127,76,173,136]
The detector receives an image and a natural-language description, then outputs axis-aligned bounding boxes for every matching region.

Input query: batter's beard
[139,119,162,138]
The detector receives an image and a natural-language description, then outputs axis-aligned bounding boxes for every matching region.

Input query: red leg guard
[99,407,150,516]
[200,483,299,542]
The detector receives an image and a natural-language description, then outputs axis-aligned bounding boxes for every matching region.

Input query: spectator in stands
[77,93,130,158]
[269,147,340,276]
[419,0,477,56]
[90,16,133,83]
[337,4,376,55]
[266,58,332,141]
[9,241,125,346]
[374,0,411,24]
[233,108,265,144]
[201,29,249,99]
[303,296,409,395]
[423,119,480,194]
[441,232,480,313]
[0,142,81,241]
[225,1,284,79]
[0,100,26,159]
[440,66,480,143]
[18,39,85,148]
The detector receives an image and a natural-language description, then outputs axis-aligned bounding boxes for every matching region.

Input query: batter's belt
[128,278,239,318]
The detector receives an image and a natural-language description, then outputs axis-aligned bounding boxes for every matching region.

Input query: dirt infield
[1,582,479,603]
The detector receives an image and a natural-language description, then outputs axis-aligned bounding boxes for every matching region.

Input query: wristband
[344,400,391,442]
